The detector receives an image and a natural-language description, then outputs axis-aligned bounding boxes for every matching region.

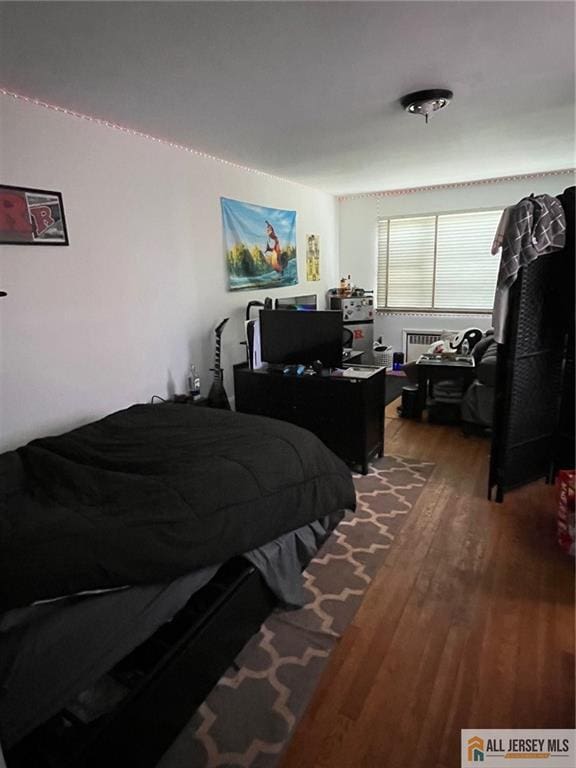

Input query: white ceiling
[0,1,574,195]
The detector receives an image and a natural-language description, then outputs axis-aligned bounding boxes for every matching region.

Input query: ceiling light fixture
[400,89,453,124]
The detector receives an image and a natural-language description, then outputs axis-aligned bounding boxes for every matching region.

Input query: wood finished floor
[280,401,575,768]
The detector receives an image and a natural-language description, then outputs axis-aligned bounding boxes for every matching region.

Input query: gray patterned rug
[157,455,434,768]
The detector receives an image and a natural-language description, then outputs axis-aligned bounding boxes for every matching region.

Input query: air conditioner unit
[402,329,443,362]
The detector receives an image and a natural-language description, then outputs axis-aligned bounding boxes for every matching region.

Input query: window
[377,209,502,312]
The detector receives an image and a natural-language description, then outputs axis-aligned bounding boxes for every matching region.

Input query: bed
[0,403,356,767]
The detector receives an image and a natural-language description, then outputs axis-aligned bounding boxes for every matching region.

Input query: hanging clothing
[492,194,566,342]
[491,206,513,255]
[557,186,575,255]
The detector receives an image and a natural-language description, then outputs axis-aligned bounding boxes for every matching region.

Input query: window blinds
[377,209,502,312]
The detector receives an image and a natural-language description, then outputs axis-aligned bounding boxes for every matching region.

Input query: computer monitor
[274,294,317,311]
[259,309,343,368]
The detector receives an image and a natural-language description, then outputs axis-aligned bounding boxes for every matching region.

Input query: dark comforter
[0,404,356,611]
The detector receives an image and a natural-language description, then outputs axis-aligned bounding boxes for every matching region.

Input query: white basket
[373,348,394,369]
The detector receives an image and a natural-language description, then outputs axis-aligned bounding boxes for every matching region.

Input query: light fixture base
[400,89,453,123]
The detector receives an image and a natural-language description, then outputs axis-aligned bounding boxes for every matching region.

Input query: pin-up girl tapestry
[221,197,298,291]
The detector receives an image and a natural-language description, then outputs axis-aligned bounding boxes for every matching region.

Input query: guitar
[207,318,231,410]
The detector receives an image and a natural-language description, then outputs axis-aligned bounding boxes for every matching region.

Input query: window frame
[376,206,503,315]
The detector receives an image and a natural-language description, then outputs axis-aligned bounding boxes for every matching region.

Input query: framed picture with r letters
[0,184,69,245]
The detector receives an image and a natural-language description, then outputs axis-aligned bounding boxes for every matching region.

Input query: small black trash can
[400,385,419,418]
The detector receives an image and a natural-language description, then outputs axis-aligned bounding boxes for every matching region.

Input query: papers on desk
[416,353,475,367]
[338,365,385,379]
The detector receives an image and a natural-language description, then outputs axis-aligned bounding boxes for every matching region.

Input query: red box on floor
[557,469,575,556]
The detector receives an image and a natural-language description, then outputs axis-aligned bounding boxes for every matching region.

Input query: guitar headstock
[215,318,229,337]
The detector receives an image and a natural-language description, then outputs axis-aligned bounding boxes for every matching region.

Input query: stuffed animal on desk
[450,328,483,355]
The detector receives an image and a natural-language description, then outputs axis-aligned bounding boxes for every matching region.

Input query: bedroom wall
[0,96,338,451]
[339,174,573,353]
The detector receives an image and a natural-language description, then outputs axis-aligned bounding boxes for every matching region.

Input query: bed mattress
[0,511,343,749]
[1,404,356,611]
[0,404,355,751]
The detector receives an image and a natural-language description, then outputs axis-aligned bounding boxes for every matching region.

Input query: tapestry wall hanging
[0,185,69,245]
[306,233,320,281]
[221,197,297,291]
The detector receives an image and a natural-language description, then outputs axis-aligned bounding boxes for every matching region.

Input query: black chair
[343,327,353,348]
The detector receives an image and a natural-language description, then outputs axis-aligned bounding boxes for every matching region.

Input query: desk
[415,354,475,419]
[233,364,385,473]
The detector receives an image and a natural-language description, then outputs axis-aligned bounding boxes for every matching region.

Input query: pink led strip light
[0,87,315,189]
[338,168,575,201]
[3,87,573,199]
